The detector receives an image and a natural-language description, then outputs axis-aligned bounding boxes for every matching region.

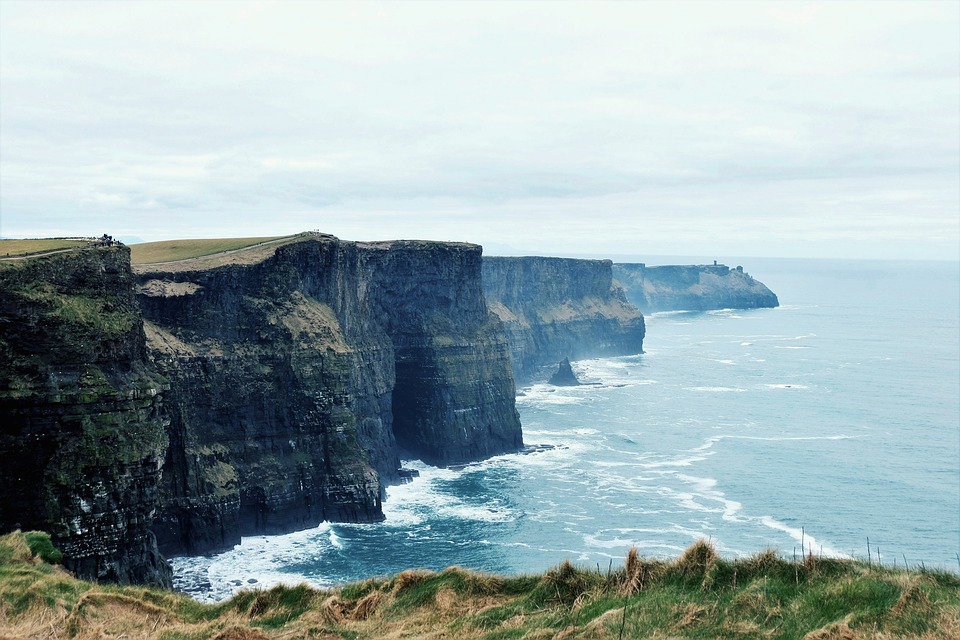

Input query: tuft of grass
[23,531,63,565]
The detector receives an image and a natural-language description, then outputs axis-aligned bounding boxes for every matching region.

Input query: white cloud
[0,0,957,259]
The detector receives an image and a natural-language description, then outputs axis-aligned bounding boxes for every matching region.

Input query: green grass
[1,531,958,639]
[129,236,289,264]
[0,238,91,257]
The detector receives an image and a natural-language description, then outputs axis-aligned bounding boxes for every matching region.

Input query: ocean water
[171,259,960,602]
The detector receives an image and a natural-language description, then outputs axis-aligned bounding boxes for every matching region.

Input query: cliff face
[612,264,779,313]
[137,236,521,556]
[482,257,645,383]
[360,242,522,466]
[0,246,171,587]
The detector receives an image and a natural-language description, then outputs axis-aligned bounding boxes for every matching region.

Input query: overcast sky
[1,1,957,260]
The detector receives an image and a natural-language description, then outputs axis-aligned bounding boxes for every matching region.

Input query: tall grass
[2,530,958,639]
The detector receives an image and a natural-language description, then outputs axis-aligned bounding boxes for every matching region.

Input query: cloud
[0,0,957,259]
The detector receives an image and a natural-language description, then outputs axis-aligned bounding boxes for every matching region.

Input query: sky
[1,0,958,260]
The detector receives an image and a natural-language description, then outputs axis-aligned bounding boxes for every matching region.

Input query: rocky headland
[1,234,524,581]
[612,263,779,313]
[3,237,759,587]
[482,256,645,383]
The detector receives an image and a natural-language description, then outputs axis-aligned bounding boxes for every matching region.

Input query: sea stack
[549,358,581,386]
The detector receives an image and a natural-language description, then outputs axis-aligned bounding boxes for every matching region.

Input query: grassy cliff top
[2,531,957,639]
[0,238,95,259]
[130,236,293,265]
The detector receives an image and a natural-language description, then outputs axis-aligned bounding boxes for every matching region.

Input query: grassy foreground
[1,531,957,639]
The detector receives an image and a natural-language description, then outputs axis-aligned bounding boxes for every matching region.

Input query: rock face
[612,263,779,313]
[0,246,171,587]
[136,235,522,556]
[482,257,645,383]
[548,358,581,386]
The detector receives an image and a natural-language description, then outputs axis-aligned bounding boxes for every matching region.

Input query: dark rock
[0,245,172,587]
[549,358,581,386]
[397,468,420,484]
[612,263,779,313]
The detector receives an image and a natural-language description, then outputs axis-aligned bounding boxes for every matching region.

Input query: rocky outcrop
[482,257,645,383]
[137,235,521,556]
[548,358,581,386]
[0,246,171,587]
[612,263,779,313]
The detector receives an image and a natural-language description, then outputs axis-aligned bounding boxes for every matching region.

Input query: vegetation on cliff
[3,531,957,639]
[0,245,171,587]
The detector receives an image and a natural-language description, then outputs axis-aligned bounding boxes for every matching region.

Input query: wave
[170,524,336,602]
[757,516,850,559]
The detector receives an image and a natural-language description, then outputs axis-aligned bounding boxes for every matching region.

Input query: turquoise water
[172,259,960,601]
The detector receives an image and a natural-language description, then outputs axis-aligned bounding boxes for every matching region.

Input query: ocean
[171,258,960,602]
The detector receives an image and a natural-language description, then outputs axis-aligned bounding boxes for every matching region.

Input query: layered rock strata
[612,263,779,313]
[136,235,522,556]
[482,257,645,383]
[0,246,171,587]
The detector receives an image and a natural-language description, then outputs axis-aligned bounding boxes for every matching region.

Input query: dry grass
[2,532,959,639]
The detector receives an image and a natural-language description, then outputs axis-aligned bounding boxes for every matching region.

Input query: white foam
[329,529,344,550]
[639,454,711,469]
[757,516,850,559]
[689,386,747,393]
[675,474,743,521]
[170,523,337,602]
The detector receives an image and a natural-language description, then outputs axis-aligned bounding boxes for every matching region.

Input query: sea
[171,258,960,602]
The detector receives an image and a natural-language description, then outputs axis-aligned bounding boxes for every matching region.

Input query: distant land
[613,262,779,313]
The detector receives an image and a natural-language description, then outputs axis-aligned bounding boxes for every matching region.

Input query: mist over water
[172,259,960,602]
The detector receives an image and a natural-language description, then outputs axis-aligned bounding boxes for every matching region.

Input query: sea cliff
[0,234,523,580]
[613,263,779,313]
[136,235,522,556]
[482,257,645,382]
[0,245,171,587]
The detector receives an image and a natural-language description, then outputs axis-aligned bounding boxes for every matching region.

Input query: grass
[0,238,92,257]
[1,531,958,639]
[129,236,290,264]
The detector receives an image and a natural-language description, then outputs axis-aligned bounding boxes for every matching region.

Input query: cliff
[482,257,645,382]
[612,263,779,313]
[136,234,521,556]
[0,234,523,581]
[0,245,171,587]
